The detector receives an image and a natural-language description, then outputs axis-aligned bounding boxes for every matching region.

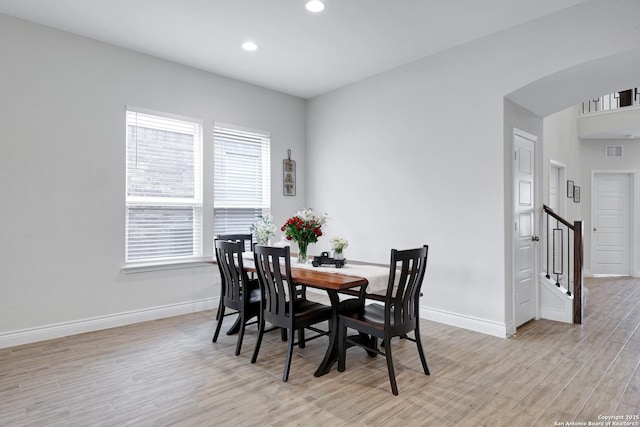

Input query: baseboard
[0,297,218,349]
[419,306,507,338]
[299,290,508,338]
[540,307,570,323]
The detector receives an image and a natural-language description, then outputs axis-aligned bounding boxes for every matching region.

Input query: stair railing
[542,205,584,324]
[579,87,640,115]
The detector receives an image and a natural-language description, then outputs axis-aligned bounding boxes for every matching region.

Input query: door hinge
[514,151,517,160]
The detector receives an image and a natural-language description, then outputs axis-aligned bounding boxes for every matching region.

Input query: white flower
[250,214,276,245]
[330,236,349,252]
[296,207,329,226]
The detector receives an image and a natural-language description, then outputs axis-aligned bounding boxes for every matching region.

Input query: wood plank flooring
[1,277,638,426]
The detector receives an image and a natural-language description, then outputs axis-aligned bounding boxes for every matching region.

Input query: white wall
[0,14,306,344]
[307,48,507,336]
[306,0,640,337]
[543,107,583,222]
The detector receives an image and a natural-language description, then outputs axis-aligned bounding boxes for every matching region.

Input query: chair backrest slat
[385,245,429,326]
[215,239,251,307]
[215,234,253,297]
[215,233,253,252]
[254,245,295,326]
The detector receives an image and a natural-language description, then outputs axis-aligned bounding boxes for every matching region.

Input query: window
[213,124,270,235]
[125,108,203,264]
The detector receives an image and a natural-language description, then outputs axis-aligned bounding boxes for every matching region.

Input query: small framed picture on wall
[283,150,296,196]
[567,180,574,198]
[573,186,580,203]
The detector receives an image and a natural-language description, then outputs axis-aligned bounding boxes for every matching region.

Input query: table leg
[313,290,340,377]
[313,294,365,377]
[225,314,242,335]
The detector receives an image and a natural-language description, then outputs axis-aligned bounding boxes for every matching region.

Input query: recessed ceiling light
[305,0,325,13]
[242,41,257,51]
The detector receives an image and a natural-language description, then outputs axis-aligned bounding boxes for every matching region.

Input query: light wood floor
[1,277,638,426]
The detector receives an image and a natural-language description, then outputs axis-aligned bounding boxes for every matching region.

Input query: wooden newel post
[573,220,583,324]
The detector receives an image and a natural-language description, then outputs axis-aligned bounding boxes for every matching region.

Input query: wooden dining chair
[214,234,253,324]
[337,245,430,395]
[251,245,332,382]
[212,239,262,356]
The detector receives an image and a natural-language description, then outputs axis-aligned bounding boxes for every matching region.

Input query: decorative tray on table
[312,251,346,268]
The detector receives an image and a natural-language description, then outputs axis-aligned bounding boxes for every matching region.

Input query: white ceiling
[0,0,589,99]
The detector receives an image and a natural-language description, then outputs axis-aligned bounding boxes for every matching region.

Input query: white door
[592,173,631,276]
[514,130,538,327]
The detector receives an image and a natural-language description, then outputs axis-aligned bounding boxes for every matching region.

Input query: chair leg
[283,328,295,382]
[212,305,225,342]
[251,316,265,364]
[414,325,430,375]
[298,328,305,348]
[215,298,223,321]
[383,336,398,395]
[235,313,246,356]
[337,319,346,372]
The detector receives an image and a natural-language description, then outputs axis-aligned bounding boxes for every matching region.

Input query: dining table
[240,253,391,377]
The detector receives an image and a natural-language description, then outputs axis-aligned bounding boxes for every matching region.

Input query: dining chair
[212,239,262,356]
[214,233,253,324]
[251,245,332,382]
[337,245,430,395]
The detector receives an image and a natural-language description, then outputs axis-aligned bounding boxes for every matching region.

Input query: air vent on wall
[605,145,623,158]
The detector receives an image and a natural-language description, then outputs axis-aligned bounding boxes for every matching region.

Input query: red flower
[281,210,327,247]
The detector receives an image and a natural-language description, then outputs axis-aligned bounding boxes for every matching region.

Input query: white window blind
[125,108,203,264]
[213,124,270,235]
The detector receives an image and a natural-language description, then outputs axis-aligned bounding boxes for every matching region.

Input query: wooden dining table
[241,256,373,377]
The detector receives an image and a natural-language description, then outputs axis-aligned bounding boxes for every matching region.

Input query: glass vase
[334,250,344,260]
[297,240,309,264]
[256,237,270,246]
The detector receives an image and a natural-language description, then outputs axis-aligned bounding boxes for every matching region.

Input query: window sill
[121,257,215,274]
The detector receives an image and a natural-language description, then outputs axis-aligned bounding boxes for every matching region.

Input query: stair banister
[542,205,584,324]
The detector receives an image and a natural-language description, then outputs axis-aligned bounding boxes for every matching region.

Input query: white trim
[0,298,218,349]
[538,274,573,324]
[577,104,640,119]
[213,121,271,138]
[309,290,509,338]
[126,105,204,126]
[540,307,570,323]
[549,159,567,218]
[122,257,215,274]
[419,306,507,338]
[513,128,538,142]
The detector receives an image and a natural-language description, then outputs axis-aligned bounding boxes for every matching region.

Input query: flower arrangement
[281,208,328,263]
[250,214,276,245]
[330,237,349,254]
